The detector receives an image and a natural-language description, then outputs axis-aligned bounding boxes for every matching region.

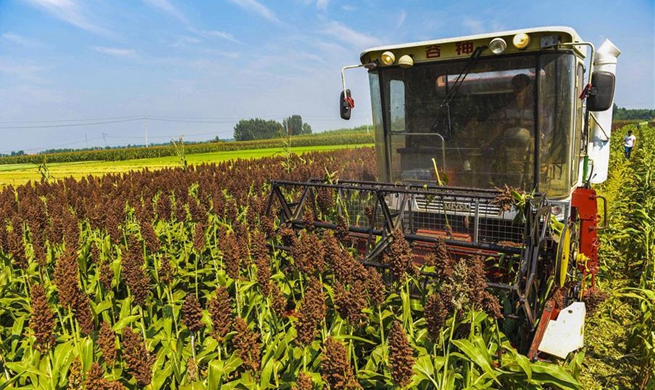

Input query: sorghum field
[0,126,650,389]
[579,122,655,390]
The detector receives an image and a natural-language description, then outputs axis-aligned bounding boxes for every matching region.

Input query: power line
[0,118,143,129]
[0,116,143,124]
[0,114,373,129]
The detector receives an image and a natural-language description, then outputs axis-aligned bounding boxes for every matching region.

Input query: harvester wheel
[554,222,580,299]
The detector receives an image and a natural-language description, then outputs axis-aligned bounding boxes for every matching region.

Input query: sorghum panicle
[279,227,296,248]
[363,267,386,307]
[255,252,272,296]
[98,321,117,367]
[121,327,155,386]
[121,245,150,306]
[232,317,261,373]
[296,277,326,346]
[155,193,172,221]
[466,256,503,319]
[429,238,454,281]
[54,247,81,309]
[209,286,233,341]
[219,233,241,280]
[250,230,268,264]
[85,362,127,390]
[158,255,174,285]
[389,321,415,388]
[140,219,161,254]
[187,357,199,382]
[74,292,95,335]
[99,259,113,291]
[68,357,84,389]
[294,371,314,390]
[8,222,28,270]
[270,283,287,319]
[320,337,361,390]
[386,230,417,284]
[424,294,448,341]
[334,281,367,327]
[29,284,56,353]
[192,222,206,252]
[182,293,205,333]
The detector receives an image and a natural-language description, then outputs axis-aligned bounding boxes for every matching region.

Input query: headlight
[513,33,531,49]
[489,37,507,54]
[381,51,395,65]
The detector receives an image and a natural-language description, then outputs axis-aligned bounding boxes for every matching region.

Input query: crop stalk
[378,306,387,363]
[440,308,458,390]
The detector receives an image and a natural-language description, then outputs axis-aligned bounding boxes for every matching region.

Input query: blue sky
[0,0,653,154]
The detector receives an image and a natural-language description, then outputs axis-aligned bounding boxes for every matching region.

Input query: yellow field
[0,144,372,188]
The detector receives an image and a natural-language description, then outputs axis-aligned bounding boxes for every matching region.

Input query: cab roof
[360,26,584,64]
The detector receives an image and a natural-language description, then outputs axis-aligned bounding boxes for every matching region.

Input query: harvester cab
[267,27,620,359]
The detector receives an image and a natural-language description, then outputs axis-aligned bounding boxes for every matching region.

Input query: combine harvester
[267,27,620,360]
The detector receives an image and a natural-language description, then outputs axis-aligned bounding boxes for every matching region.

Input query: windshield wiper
[432,45,487,137]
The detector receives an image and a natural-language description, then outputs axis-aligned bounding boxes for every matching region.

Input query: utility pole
[144,117,149,148]
[102,133,108,148]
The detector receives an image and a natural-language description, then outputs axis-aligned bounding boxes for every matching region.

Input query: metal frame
[267,179,552,333]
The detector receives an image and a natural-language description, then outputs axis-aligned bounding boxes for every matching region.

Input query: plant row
[0,132,374,166]
[0,147,579,389]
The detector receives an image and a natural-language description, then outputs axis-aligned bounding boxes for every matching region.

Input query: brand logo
[443,201,470,212]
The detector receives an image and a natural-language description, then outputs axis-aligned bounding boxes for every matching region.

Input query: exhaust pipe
[589,39,621,184]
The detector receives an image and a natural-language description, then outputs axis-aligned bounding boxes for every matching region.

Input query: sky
[0,0,653,154]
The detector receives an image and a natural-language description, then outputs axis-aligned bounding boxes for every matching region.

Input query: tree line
[233,115,312,142]
[613,104,655,121]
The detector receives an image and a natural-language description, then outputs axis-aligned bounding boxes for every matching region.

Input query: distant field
[0,144,373,188]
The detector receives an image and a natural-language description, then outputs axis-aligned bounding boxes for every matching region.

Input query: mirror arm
[341,64,364,95]
[559,42,595,96]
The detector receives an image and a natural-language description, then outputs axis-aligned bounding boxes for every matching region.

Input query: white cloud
[397,10,406,29]
[92,46,138,58]
[2,32,40,47]
[171,36,202,48]
[316,0,330,11]
[462,18,485,35]
[226,0,282,24]
[188,27,241,44]
[0,58,47,83]
[319,21,381,49]
[142,0,187,23]
[24,0,111,36]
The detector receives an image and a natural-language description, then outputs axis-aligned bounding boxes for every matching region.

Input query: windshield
[370,53,577,197]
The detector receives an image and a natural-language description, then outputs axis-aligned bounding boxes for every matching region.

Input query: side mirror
[587,71,615,111]
[340,89,354,120]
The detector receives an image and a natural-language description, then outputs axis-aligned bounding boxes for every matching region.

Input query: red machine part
[571,187,602,289]
[529,187,602,360]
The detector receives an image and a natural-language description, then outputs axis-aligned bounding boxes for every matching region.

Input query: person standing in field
[624,130,637,159]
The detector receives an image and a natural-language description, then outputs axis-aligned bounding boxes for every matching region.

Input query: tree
[233,118,281,141]
[282,115,303,136]
[282,115,313,135]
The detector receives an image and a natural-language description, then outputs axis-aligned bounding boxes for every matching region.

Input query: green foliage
[171,135,188,171]
[584,122,655,389]
[233,118,282,141]
[282,115,312,136]
[612,104,655,121]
